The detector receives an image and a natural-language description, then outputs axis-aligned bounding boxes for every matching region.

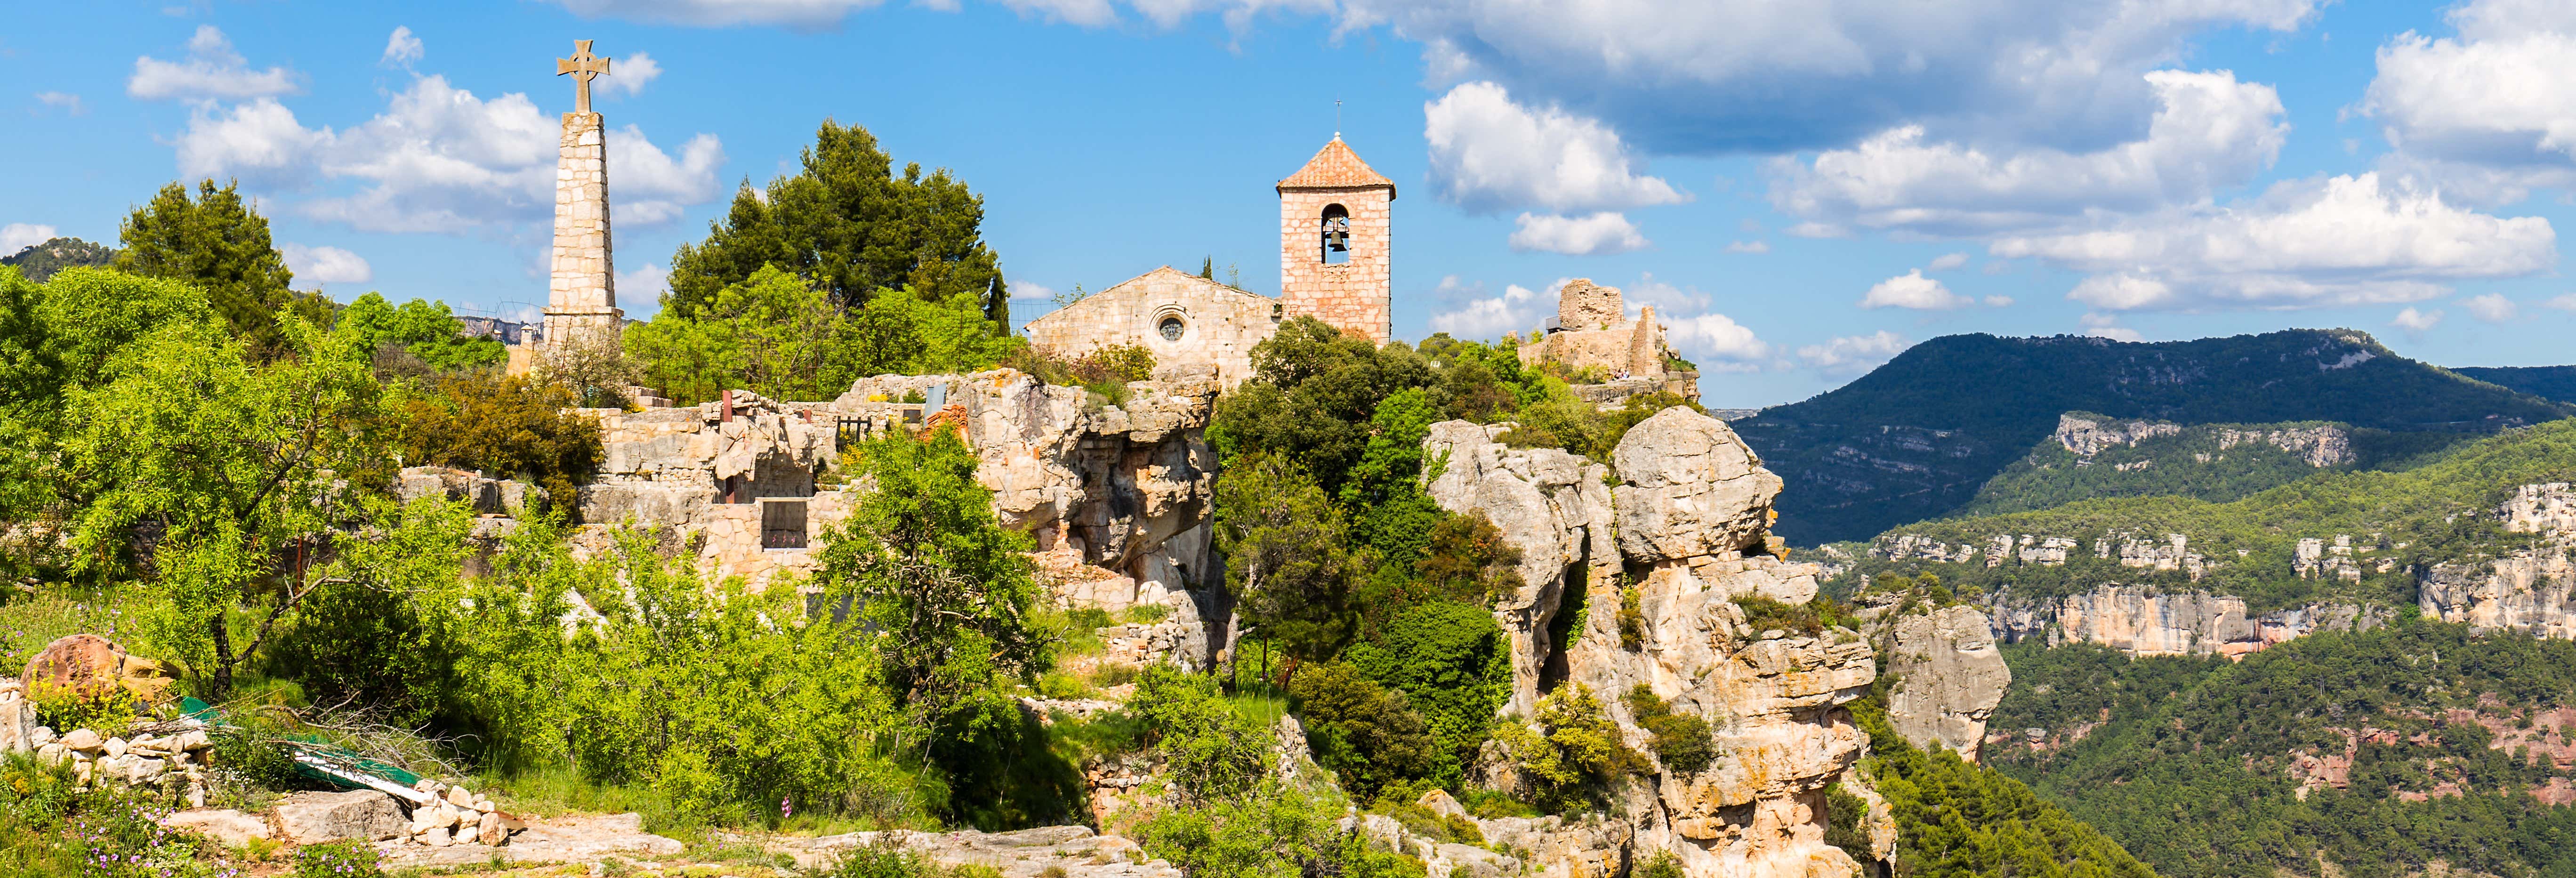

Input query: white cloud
[596,52,662,97]
[1664,313,1772,370]
[2079,312,2143,342]
[2461,292,2519,322]
[2,224,58,255]
[2360,0,2576,203]
[279,243,371,286]
[1786,222,1847,239]
[1507,212,1650,255]
[2547,292,2576,312]
[1859,269,1972,310]
[1008,278,1058,301]
[1771,70,2288,235]
[617,263,669,300]
[177,72,723,234]
[1927,252,1969,271]
[1996,173,2556,311]
[33,92,84,115]
[1982,295,2015,307]
[1425,82,1686,214]
[1427,276,1546,339]
[2391,306,2444,334]
[1723,240,1769,254]
[129,25,301,101]
[381,26,424,69]
[1797,330,1907,375]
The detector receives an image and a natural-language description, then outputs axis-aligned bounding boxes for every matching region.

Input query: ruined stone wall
[1278,185,1391,345]
[1022,267,1280,387]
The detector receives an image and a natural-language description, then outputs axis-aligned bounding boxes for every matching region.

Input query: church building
[1024,136,1396,386]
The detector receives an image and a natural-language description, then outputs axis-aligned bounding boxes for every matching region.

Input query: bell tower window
[1320,204,1352,265]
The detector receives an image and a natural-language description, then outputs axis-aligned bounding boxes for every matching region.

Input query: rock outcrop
[1874,606,2009,760]
[1424,420,1618,715]
[1427,407,1875,878]
[274,790,407,845]
[2421,483,2576,638]
[1988,586,2386,657]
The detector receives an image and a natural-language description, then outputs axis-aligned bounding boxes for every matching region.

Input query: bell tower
[1278,136,1394,345]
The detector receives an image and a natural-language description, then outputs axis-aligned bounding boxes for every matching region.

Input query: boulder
[0,696,32,753]
[1610,407,1783,563]
[273,789,406,844]
[21,635,170,703]
[161,808,271,848]
[61,728,101,752]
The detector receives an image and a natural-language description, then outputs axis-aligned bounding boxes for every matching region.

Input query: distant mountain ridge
[1950,411,2472,518]
[0,237,117,282]
[1733,329,2575,544]
[2457,365,2576,405]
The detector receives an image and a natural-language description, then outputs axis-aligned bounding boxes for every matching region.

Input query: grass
[0,587,144,670]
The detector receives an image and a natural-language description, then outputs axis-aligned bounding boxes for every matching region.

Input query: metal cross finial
[1334,98,1342,139]
[556,40,612,114]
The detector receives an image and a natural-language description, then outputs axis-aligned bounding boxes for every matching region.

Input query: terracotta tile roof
[1278,137,1396,196]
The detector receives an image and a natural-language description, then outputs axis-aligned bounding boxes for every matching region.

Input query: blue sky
[7,0,2576,407]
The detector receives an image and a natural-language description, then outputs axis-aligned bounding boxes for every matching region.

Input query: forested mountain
[1988,624,2576,878]
[1834,418,2576,610]
[1951,412,2472,518]
[0,236,116,282]
[2460,366,2576,405]
[1732,330,2572,545]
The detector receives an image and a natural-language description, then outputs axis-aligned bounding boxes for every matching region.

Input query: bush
[1128,665,1270,803]
[1731,595,1858,637]
[27,679,137,739]
[1618,584,1646,650]
[1489,684,1643,813]
[1343,601,1512,784]
[1138,780,1425,878]
[1622,685,1715,775]
[394,371,604,507]
[1288,663,1437,800]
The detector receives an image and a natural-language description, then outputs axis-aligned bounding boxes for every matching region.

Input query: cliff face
[2420,483,2576,640]
[1874,606,2009,760]
[1428,408,1874,878]
[1987,586,2384,658]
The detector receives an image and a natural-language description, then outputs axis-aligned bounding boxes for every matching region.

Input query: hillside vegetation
[1953,413,2471,518]
[1988,623,2576,878]
[1828,418,2576,611]
[0,236,116,282]
[2460,366,2576,405]
[1734,330,2573,545]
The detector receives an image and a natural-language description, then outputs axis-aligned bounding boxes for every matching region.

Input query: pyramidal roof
[1278,137,1396,196]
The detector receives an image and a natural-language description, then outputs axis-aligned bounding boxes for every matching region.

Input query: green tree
[114,179,296,353]
[394,371,605,507]
[61,314,386,699]
[335,293,506,374]
[628,266,1018,405]
[1211,316,1432,492]
[666,120,1009,325]
[816,427,1050,756]
[1288,662,1438,800]
[1344,601,1512,782]
[1212,454,1365,670]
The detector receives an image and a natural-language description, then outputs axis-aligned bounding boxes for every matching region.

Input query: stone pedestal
[544,111,622,349]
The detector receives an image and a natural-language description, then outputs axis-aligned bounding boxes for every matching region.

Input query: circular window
[1158,316,1186,341]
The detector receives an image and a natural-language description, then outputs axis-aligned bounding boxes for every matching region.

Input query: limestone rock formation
[1876,605,2009,759]
[1423,420,1617,714]
[273,790,407,844]
[1426,407,1875,878]
[2421,483,2576,638]
[1988,585,2386,657]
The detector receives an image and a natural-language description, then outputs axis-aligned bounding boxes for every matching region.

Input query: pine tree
[114,179,296,354]
[666,120,1010,327]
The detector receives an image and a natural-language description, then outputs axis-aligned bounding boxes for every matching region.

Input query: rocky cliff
[1869,605,2009,760]
[1428,408,1876,878]
[2421,483,2576,639]
[1985,586,2387,658]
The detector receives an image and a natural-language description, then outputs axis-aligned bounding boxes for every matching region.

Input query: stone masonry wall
[1278,185,1391,345]
[544,112,622,347]
[1022,267,1281,387]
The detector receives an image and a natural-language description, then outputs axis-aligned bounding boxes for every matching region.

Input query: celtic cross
[555,40,612,114]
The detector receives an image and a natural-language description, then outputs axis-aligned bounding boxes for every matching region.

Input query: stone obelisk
[541,40,622,351]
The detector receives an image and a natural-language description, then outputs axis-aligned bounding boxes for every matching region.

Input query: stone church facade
[1026,136,1396,385]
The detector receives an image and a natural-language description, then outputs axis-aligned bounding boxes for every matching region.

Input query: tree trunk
[207,610,235,701]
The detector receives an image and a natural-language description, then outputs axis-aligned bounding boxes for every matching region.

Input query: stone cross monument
[541,40,623,352]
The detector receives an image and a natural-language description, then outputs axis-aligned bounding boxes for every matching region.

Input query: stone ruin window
[761,499,808,549]
[1159,315,1187,341]
[720,475,744,504]
[1319,204,1352,265]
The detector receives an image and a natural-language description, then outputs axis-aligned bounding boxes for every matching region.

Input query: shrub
[1490,684,1643,813]
[1622,685,1716,775]
[1066,344,1155,385]
[395,371,604,507]
[1128,665,1270,803]
[1343,601,1512,783]
[27,679,136,739]
[1138,780,1425,878]
[1288,663,1437,800]
[1731,595,1859,637]
[1618,584,1646,650]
